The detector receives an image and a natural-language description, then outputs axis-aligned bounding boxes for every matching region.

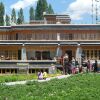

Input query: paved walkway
[3,75,71,86]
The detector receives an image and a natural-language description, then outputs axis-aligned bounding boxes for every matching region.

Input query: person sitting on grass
[38,71,43,80]
[43,71,47,80]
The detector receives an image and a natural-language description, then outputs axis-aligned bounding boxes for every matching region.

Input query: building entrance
[65,50,72,61]
[35,51,50,60]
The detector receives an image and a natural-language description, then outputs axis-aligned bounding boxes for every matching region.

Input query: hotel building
[0,14,100,74]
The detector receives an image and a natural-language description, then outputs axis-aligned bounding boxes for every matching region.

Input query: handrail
[0,60,56,63]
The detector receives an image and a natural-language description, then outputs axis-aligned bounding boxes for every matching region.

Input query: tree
[29,6,35,21]
[17,8,24,24]
[17,18,21,24]
[42,0,48,13]
[47,4,54,14]
[5,14,10,26]
[35,0,48,20]
[35,0,42,20]
[11,8,16,24]
[0,2,5,26]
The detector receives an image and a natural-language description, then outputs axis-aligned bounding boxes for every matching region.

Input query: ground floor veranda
[0,43,100,74]
[0,44,100,61]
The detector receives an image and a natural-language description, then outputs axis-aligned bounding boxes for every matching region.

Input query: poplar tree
[35,0,48,20]
[42,0,48,13]
[11,8,16,24]
[47,4,54,14]
[35,0,42,20]
[0,2,5,26]
[5,14,10,26]
[17,8,24,24]
[29,6,35,21]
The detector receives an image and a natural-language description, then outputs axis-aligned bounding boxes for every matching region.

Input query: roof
[43,14,70,16]
[12,24,100,30]
[0,24,100,31]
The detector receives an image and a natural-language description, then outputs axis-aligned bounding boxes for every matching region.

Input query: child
[43,71,47,80]
[38,71,43,80]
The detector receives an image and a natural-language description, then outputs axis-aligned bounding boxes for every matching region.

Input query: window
[0,50,18,60]
[83,49,100,60]
[35,51,50,60]
[69,34,73,40]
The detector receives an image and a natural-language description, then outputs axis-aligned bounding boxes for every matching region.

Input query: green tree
[17,17,21,24]
[35,0,48,20]
[29,6,35,21]
[5,14,10,26]
[35,0,42,20]
[47,4,54,14]
[42,0,48,13]
[17,8,24,24]
[0,2,5,26]
[11,8,16,24]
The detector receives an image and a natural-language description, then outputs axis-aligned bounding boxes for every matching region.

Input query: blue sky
[0,0,100,24]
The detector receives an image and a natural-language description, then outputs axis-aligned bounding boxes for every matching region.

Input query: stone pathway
[3,75,71,86]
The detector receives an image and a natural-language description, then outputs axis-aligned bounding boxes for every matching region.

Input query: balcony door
[65,50,72,61]
[35,51,50,60]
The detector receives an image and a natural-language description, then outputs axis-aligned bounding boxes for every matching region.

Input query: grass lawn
[0,73,100,100]
[0,74,60,83]
[0,74,37,83]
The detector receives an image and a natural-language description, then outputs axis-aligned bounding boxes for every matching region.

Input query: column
[57,33,60,41]
[44,17,47,24]
[76,44,82,66]
[21,44,27,60]
[50,51,56,59]
[56,44,62,57]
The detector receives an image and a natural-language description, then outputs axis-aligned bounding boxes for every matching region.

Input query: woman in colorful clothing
[71,57,76,74]
[86,60,91,73]
[43,71,47,80]
[38,71,43,80]
[63,53,69,75]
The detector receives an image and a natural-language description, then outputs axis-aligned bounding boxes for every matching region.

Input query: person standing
[93,60,98,72]
[71,57,76,74]
[86,60,91,73]
[63,53,69,75]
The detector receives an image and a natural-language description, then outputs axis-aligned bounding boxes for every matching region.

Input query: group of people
[86,59,98,73]
[37,71,48,80]
[63,53,99,75]
[63,55,80,75]
[37,54,99,80]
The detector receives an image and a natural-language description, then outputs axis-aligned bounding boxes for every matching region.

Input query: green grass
[0,74,61,83]
[0,74,37,83]
[0,73,100,100]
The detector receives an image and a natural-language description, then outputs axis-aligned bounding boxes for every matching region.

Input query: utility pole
[92,0,94,24]
[95,0,99,24]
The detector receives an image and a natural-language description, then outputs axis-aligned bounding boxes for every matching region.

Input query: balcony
[0,60,56,69]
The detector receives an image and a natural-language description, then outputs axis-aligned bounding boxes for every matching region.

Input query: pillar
[21,44,27,60]
[50,51,56,59]
[76,44,82,66]
[56,44,62,57]
[57,33,60,41]
[1,69,2,74]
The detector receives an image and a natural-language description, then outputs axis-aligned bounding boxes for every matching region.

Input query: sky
[0,0,100,24]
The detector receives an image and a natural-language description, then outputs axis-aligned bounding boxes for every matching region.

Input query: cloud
[10,0,38,10]
[66,0,100,20]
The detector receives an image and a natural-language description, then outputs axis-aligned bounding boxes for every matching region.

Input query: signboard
[49,65,56,74]
[17,63,29,66]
